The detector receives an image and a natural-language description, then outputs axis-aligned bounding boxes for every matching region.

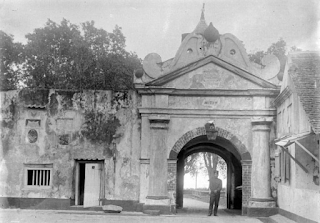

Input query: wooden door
[83,163,101,207]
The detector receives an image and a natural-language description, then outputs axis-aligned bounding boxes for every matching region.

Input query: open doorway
[175,135,242,214]
[182,152,228,213]
[75,160,104,207]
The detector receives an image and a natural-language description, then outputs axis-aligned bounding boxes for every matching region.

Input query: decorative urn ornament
[203,22,220,43]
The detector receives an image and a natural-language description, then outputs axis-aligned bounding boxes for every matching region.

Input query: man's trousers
[208,191,220,216]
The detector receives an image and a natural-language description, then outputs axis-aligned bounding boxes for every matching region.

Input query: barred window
[25,164,53,188]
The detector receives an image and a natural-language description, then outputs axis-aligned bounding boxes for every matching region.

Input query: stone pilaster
[248,117,277,217]
[139,159,150,203]
[145,115,170,206]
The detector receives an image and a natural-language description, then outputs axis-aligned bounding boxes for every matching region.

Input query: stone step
[143,210,161,216]
[269,214,297,223]
[102,205,123,213]
[69,206,102,212]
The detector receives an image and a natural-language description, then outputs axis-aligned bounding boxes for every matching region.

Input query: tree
[248,38,287,65]
[290,46,302,52]
[185,152,227,181]
[22,19,141,90]
[202,152,227,179]
[266,38,287,58]
[185,153,203,176]
[248,38,302,66]
[0,31,23,90]
[248,50,265,65]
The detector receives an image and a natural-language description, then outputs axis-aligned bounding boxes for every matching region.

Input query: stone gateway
[136,9,279,216]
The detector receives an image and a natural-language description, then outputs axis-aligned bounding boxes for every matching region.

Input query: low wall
[185,189,226,197]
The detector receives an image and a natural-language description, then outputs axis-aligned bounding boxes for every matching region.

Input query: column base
[247,197,278,217]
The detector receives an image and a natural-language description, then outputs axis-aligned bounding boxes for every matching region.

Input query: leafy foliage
[0,31,23,90]
[185,152,227,180]
[81,110,120,144]
[248,50,266,65]
[185,153,202,176]
[248,38,302,65]
[1,19,141,90]
[290,46,302,52]
[248,38,287,65]
[266,38,287,58]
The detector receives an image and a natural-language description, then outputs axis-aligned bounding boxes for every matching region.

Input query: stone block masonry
[242,161,252,215]
[167,161,177,191]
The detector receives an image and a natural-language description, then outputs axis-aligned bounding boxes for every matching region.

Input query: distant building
[135,7,280,216]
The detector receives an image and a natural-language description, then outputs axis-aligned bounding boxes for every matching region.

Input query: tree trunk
[203,152,219,180]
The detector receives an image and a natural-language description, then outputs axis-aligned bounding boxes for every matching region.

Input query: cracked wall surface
[0,89,141,201]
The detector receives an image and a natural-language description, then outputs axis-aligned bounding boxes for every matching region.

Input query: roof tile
[289,51,320,134]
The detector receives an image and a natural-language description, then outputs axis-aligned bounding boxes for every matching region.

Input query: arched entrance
[169,127,252,214]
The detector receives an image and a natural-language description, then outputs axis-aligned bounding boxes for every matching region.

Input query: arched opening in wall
[183,152,228,211]
[175,135,242,214]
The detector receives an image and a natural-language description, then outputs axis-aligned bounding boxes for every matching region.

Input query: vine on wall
[81,109,120,144]
[1,99,16,129]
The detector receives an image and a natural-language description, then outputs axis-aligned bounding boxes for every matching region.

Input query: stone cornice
[251,117,273,131]
[139,108,277,117]
[251,117,273,124]
[241,160,252,165]
[167,159,177,163]
[136,87,280,97]
[148,115,170,129]
[273,86,292,106]
[140,159,150,164]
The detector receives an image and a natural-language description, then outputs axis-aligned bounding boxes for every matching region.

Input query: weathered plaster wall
[140,113,258,164]
[165,92,277,158]
[0,89,141,201]
[139,97,277,207]
[164,64,261,89]
[138,77,278,204]
[111,92,141,200]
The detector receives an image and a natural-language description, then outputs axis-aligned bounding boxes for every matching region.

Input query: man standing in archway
[208,171,222,216]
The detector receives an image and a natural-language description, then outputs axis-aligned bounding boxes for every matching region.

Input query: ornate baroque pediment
[134,8,282,89]
[145,55,278,90]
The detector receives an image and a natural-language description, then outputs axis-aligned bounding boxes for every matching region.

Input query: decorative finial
[201,3,205,21]
[193,3,208,34]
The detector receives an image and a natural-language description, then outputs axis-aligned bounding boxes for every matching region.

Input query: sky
[0,0,319,61]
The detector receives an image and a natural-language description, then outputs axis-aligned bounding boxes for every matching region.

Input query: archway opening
[175,135,242,213]
[183,152,228,212]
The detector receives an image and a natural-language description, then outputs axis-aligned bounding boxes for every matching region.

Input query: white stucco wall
[278,184,320,222]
